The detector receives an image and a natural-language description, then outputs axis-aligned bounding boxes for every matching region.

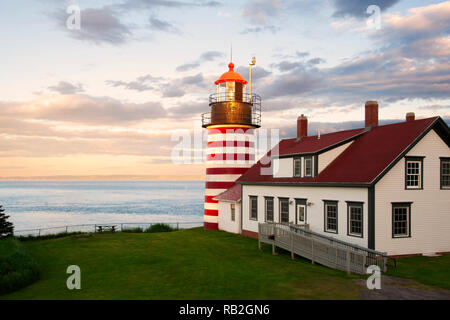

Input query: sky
[0,0,449,178]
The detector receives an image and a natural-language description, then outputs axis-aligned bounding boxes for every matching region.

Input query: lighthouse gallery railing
[202,93,261,127]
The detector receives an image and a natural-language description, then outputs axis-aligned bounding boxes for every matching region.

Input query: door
[297,204,306,224]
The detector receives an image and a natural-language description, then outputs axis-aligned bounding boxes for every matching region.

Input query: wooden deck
[258,223,387,275]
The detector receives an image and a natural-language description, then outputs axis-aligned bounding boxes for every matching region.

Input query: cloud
[331,0,401,18]
[119,0,221,10]
[48,81,85,94]
[307,58,326,65]
[54,6,132,45]
[176,50,225,72]
[258,2,450,104]
[317,3,450,102]
[176,62,201,72]
[106,74,164,92]
[200,51,225,62]
[52,1,221,45]
[321,50,450,102]
[241,0,282,25]
[373,2,450,60]
[161,86,186,98]
[241,25,279,34]
[148,16,181,34]
[235,66,272,81]
[1,94,167,125]
[0,94,180,158]
[107,72,207,98]
[166,100,208,118]
[419,104,450,111]
[262,70,325,99]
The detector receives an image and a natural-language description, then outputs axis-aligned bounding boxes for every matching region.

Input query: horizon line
[0,175,206,181]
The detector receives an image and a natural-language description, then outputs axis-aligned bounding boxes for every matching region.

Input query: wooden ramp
[258,223,387,275]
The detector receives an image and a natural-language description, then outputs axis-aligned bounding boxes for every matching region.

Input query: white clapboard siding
[375,129,450,256]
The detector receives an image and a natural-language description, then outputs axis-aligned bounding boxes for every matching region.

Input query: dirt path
[357,275,450,300]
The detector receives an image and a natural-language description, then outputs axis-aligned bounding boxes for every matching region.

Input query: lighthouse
[201,61,261,230]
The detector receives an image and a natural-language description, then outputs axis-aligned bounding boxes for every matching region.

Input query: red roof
[215,62,248,85]
[214,184,241,202]
[279,128,365,155]
[237,117,443,185]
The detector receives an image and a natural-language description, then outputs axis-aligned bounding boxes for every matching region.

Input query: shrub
[0,238,39,295]
[18,232,86,242]
[0,205,14,239]
[145,223,175,233]
[122,227,144,233]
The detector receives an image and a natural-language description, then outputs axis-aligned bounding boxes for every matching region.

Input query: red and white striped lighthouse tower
[201,61,261,230]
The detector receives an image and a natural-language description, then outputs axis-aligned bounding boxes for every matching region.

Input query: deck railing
[258,222,387,274]
[13,221,204,237]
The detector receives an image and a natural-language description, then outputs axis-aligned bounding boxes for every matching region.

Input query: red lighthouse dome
[214,62,248,85]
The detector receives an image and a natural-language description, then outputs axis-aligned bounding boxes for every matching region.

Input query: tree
[0,205,14,238]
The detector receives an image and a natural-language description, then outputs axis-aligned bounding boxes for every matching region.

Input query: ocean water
[0,181,204,231]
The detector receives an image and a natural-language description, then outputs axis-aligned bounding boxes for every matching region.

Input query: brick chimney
[365,101,379,128]
[297,114,308,140]
[406,112,415,122]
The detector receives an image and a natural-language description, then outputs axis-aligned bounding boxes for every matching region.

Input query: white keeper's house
[215,101,450,257]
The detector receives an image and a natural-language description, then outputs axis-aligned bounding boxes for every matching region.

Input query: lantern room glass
[216,83,248,102]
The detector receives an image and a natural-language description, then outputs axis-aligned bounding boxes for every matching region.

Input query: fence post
[94,224,97,233]
[258,224,261,251]
[363,254,367,273]
[346,249,351,275]
[272,225,277,255]
[383,256,388,273]
[65,226,68,233]
[177,222,179,230]
[38,229,41,237]
[335,247,338,267]
[311,238,315,264]
[290,231,294,260]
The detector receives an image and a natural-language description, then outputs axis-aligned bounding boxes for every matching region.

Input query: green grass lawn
[386,255,450,290]
[1,228,449,300]
[1,228,364,300]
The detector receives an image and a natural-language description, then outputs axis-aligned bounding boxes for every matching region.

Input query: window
[293,158,301,177]
[441,158,450,189]
[392,203,412,238]
[249,196,258,220]
[230,203,235,222]
[265,197,274,222]
[304,156,313,177]
[324,201,338,233]
[279,198,290,223]
[296,199,307,224]
[347,202,363,238]
[405,157,423,189]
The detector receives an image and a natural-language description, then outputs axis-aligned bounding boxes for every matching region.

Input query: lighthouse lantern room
[202,61,262,230]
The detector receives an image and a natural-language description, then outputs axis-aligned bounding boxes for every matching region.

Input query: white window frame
[324,201,338,234]
[304,156,313,177]
[265,197,274,222]
[279,198,290,224]
[405,158,422,189]
[249,196,258,221]
[392,204,411,238]
[347,203,363,238]
[293,158,301,177]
